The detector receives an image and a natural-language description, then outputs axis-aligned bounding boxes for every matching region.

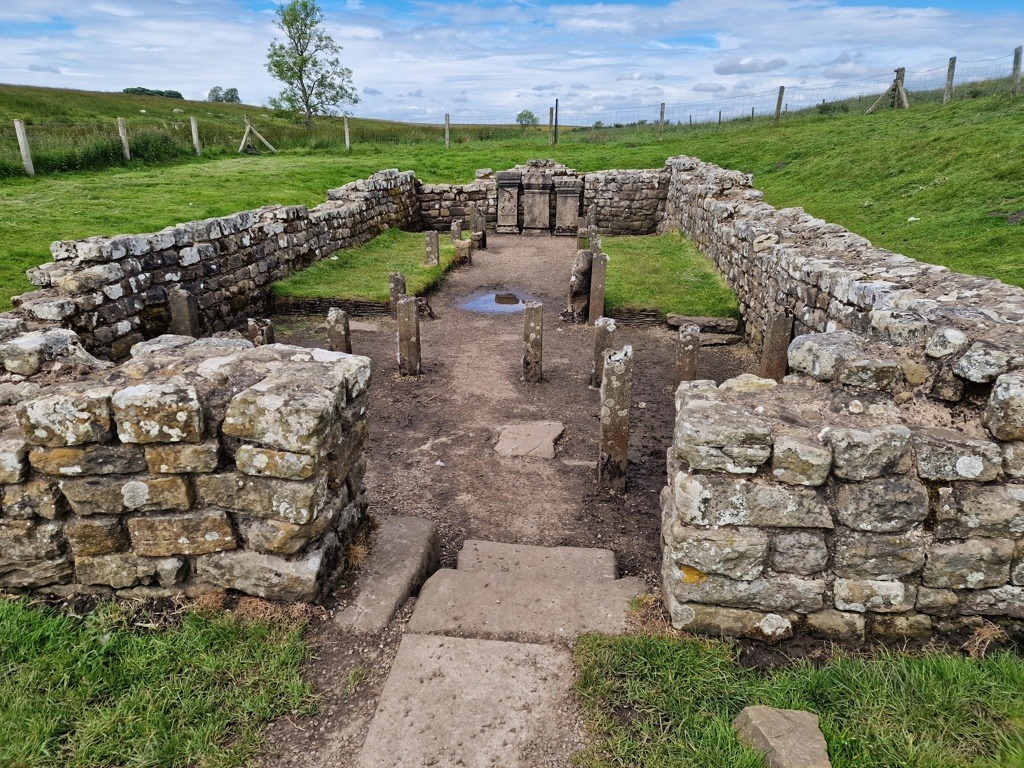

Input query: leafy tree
[122,87,183,99]
[266,0,359,127]
[207,86,224,102]
[516,109,540,128]
[223,87,241,103]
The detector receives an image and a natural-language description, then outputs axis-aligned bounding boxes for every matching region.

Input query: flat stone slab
[356,634,578,768]
[334,516,439,633]
[667,314,740,334]
[407,569,647,642]
[733,706,832,768]
[349,321,380,333]
[494,420,564,459]
[457,539,618,581]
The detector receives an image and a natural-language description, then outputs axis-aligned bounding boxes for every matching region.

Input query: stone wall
[9,169,419,361]
[418,177,497,231]
[0,336,370,601]
[584,168,670,235]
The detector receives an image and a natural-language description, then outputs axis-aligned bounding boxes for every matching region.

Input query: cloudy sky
[2,0,1022,123]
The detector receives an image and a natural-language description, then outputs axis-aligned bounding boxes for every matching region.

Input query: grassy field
[575,631,1024,768]
[0,598,315,767]
[1,92,1022,312]
[273,228,458,302]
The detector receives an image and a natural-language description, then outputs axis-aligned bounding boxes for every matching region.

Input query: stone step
[406,569,647,643]
[456,539,618,581]
[334,516,439,633]
[356,634,579,768]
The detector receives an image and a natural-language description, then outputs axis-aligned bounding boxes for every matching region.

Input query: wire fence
[2,48,1021,177]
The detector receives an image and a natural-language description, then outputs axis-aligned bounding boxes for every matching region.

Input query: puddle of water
[460,291,536,314]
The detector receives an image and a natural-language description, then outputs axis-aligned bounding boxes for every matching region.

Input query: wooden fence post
[774,86,785,122]
[344,116,351,151]
[1013,46,1022,98]
[444,113,450,149]
[548,107,554,144]
[943,56,957,105]
[117,117,130,161]
[13,119,34,177]
[190,117,201,156]
[658,102,665,138]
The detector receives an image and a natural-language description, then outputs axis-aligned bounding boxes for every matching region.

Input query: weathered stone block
[870,613,932,641]
[0,519,72,588]
[838,358,902,390]
[664,525,768,581]
[934,484,1024,539]
[127,510,236,556]
[0,435,28,483]
[925,328,969,359]
[923,538,1014,589]
[238,498,353,556]
[953,342,1015,383]
[912,427,1002,482]
[665,569,825,613]
[196,470,329,525]
[17,386,114,447]
[770,532,828,575]
[833,529,926,579]
[2,479,66,519]
[666,602,793,644]
[825,425,911,480]
[787,332,863,380]
[75,553,184,588]
[984,372,1024,441]
[832,477,928,533]
[235,444,318,480]
[670,472,832,529]
[111,378,204,444]
[959,585,1024,618]
[834,578,917,613]
[29,444,146,476]
[805,609,865,643]
[1004,443,1024,480]
[915,587,959,617]
[733,706,832,768]
[65,516,127,556]
[771,435,831,486]
[60,475,192,515]
[145,441,220,474]
[195,547,331,601]
[674,402,772,474]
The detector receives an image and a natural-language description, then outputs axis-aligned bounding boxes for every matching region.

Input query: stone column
[496,171,521,234]
[554,178,583,236]
[588,252,608,325]
[522,171,553,236]
[450,218,463,242]
[586,203,597,228]
[397,295,421,376]
[674,323,700,386]
[327,307,352,353]
[760,313,794,382]
[168,287,200,337]
[522,302,543,383]
[591,317,617,388]
[598,345,634,493]
[454,239,472,266]
[424,231,440,267]
[588,225,601,254]
[576,216,588,249]
[389,272,407,320]
[246,318,274,346]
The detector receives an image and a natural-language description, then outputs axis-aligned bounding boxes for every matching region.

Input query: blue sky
[1,1,1022,121]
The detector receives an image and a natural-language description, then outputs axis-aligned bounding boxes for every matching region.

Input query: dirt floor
[259,234,756,766]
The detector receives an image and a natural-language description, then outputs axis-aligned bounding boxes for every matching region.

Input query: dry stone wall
[418,175,497,231]
[583,168,669,235]
[0,336,370,601]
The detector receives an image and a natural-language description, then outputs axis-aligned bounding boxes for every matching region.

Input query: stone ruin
[0,156,1022,643]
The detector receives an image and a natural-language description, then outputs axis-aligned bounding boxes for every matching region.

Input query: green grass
[2,93,1023,311]
[0,598,315,768]
[603,233,740,317]
[574,633,1024,768]
[273,228,457,302]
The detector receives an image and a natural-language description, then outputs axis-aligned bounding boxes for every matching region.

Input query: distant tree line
[122,87,184,99]
[207,86,242,103]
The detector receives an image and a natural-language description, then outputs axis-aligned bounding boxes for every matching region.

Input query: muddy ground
[259,234,756,766]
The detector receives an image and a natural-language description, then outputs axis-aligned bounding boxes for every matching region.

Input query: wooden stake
[658,102,665,138]
[1013,46,1022,98]
[444,113,450,149]
[866,68,910,114]
[13,119,34,177]
[117,117,130,161]
[238,116,277,153]
[190,116,201,156]
[344,116,351,151]
[943,56,956,105]
[774,86,785,122]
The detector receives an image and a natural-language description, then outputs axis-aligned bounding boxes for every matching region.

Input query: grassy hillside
[0,91,1022,309]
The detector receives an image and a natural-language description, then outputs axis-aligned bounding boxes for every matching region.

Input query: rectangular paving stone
[456,540,617,581]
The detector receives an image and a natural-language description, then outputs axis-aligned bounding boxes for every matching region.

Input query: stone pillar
[469,203,487,249]
[674,323,700,387]
[522,171,553,236]
[326,307,352,354]
[522,302,543,383]
[246,318,274,346]
[598,345,634,493]
[576,216,588,249]
[588,252,608,325]
[586,203,597,228]
[554,178,583,236]
[168,287,200,337]
[454,239,472,266]
[397,295,421,376]
[588,225,601,254]
[424,230,440,267]
[565,250,593,323]
[495,171,521,234]
[389,272,407,320]
[450,218,463,242]
[591,317,616,388]
[760,313,794,382]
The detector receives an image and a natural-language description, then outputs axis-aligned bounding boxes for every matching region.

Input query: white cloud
[693,82,726,92]
[28,63,61,73]
[714,57,788,75]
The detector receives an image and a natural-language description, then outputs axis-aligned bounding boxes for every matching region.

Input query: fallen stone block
[733,706,832,768]
[493,421,565,459]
